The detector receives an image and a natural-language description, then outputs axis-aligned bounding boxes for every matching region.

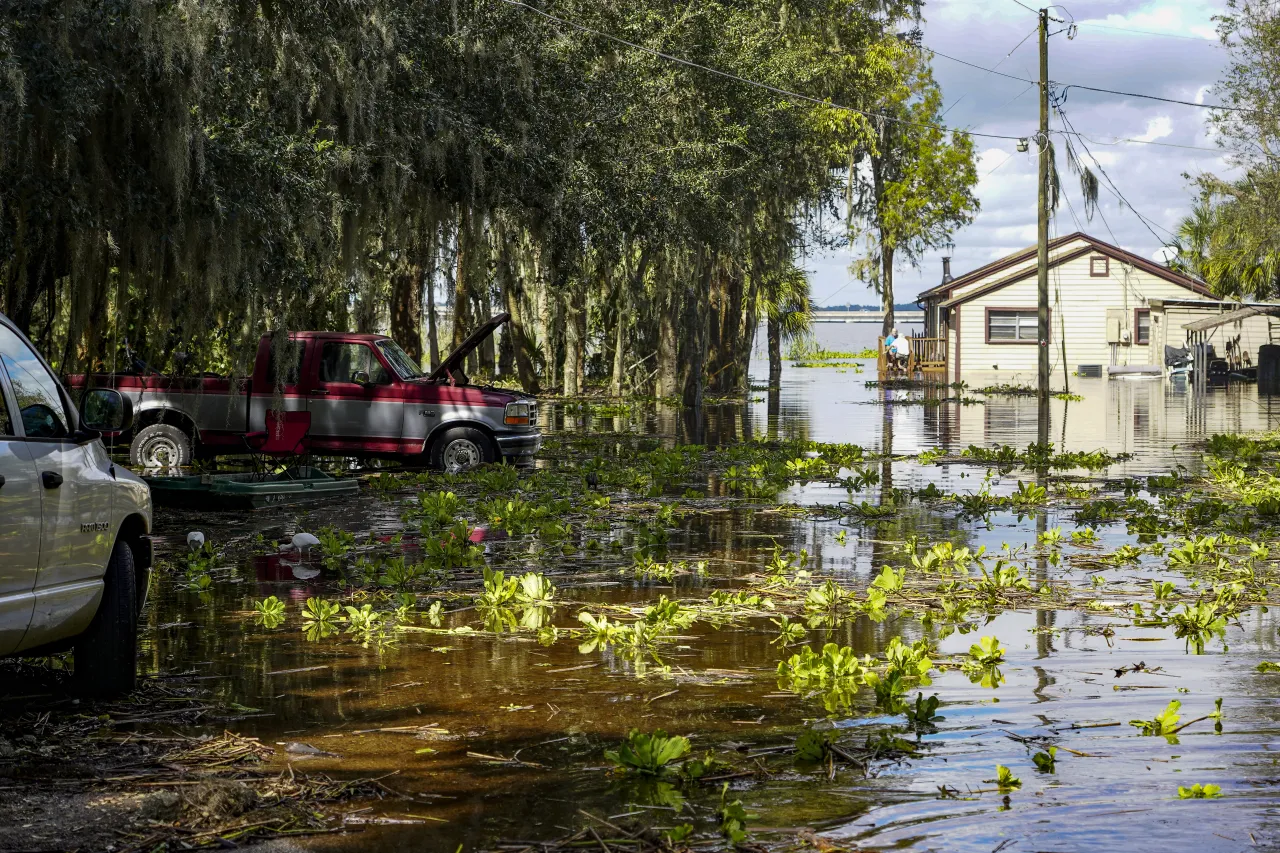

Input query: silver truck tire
[74,540,139,697]
[432,427,495,473]
[129,423,191,469]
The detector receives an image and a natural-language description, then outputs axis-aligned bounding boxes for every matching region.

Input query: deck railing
[878,335,948,380]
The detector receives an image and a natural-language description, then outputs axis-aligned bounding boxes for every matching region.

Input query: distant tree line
[0,0,977,398]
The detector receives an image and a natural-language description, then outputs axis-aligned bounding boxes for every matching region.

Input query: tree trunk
[390,259,423,363]
[680,263,711,410]
[499,243,540,393]
[426,235,441,369]
[477,290,496,375]
[656,291,679,400]
[562,285,583,396]
[611,307,626,396]
[881,241,896,338]
[452,207,476,351]
[537,254,560,391]
[767,316,782,387]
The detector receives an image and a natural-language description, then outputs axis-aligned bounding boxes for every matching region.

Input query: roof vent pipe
[941,256,954,284]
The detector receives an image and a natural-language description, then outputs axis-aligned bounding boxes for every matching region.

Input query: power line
[926,48,1037,85]
[1077,21,1222,45]
[1007,0,1039,15]
[992,25,1042,72]
[1054,129,1223,154]
[926,46,1253,115]
[1058,83,1252,113]
[1056,105,1179,244]
[495,0,1029,141]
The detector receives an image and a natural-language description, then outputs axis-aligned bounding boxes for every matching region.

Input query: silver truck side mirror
[80,388,134,433]
[352,370,372,386]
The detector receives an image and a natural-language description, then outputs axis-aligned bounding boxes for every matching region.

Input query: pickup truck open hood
[426,313,510,383]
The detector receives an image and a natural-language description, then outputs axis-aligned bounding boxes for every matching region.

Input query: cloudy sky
[808,0,1232,307]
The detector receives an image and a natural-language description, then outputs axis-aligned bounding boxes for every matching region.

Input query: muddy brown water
[127,369,1280,851]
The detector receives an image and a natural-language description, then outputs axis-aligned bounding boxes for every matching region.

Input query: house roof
[918,232,1212,307]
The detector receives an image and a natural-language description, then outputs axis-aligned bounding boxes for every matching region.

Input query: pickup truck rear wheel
[74,540,138,697]
[432,427,495,473]
[130,423,191,469]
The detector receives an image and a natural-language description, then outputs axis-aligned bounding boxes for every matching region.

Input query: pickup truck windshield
[376,340,425,381]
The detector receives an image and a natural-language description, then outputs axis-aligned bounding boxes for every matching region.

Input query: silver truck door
[0,359,39,655]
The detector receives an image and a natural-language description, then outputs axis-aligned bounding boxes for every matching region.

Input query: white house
[916,233,1216,384]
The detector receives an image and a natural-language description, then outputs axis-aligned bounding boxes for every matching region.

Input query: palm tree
[757,264,812,387]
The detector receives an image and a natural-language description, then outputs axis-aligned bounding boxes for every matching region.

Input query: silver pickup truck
[68,315,540,472]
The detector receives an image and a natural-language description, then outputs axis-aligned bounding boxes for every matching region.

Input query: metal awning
[1182,304,1280,333]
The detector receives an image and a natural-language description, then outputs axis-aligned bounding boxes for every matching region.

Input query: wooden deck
[877,336,948,381]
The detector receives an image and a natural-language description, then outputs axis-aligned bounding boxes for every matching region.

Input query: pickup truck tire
[74,540,138,697]
[432,426,495,473]
[130,423,191,469]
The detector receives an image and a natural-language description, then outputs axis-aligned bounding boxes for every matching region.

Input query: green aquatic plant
[301,597,342,640]
[777,643,863,687]
[794,726,834,761]
[1130,700,1182,736]
[253,595,286,628]
[1011,480,1047,508]
[604,729,690,776]
[905,693,943,731]
[422,521,482,570]
[516,572,556,605]
[989,765,1021,791]
[1177,783,1222,799]
[414,491,460,529]
[968,636,1005,666]
[479,567,520,607]
[770,616,807,646]
[718,782,755,844]
[870,565,906,594]
[1032,746,1057,773]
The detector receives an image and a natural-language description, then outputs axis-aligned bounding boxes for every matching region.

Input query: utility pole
[1037,7,1051,440]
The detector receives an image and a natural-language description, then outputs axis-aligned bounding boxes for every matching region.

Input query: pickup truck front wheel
[74,540,139,697]
[432,427,495,473]
[130,423,191,469]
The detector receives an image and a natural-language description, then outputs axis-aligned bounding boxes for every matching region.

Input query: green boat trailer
[143,467,359,511]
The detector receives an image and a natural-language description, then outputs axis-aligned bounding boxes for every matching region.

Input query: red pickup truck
[68,315,539,472]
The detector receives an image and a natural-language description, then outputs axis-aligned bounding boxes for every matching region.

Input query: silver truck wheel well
[424,420,500,459]
[117,513,150,612]
[136,407,199,441]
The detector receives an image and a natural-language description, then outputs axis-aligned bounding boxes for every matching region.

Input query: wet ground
[8,351,1280,852]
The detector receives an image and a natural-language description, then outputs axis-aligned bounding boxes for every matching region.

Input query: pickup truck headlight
[504,402,531,426]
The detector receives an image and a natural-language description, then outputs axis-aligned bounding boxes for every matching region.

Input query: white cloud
[1133,115,1173,142]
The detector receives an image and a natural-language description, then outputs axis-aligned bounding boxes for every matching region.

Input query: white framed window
[986,309,1041,343]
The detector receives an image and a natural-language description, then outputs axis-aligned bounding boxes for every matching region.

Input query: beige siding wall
[953,253,1210,385]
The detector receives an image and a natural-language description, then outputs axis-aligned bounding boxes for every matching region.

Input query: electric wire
[1077,21,1222,45]
[1055,104,1180,246]
[494,0,1027,141]
[926,46,1255,115]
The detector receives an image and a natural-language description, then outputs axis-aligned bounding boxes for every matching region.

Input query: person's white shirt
[891,335,911,357]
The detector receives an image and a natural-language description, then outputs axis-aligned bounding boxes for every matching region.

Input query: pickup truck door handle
[313,389,330,395]
[41,471,63,489]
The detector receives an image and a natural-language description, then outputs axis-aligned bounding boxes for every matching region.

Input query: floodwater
[131,344,1280,853]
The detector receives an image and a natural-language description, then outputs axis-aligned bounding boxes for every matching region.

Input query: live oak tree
[0,0,953,400]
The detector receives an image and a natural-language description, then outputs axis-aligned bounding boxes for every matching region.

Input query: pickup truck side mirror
[80,388,134,434]
[351,370,372,386]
